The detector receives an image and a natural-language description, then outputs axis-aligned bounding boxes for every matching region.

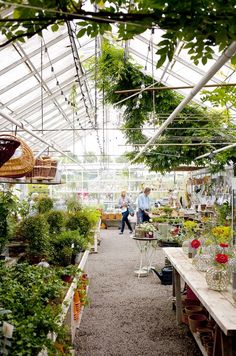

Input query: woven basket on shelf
[48,160,58,179]
[27,157,58,180]
[0,136,35,178]
[0,135,21,168]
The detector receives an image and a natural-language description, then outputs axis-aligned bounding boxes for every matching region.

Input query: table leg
[221,332,233,356]
[138,248,143,278]
[172,268,176,311]
[173,268,182,325]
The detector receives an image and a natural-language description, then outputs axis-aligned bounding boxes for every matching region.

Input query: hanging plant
[88,42,235,173]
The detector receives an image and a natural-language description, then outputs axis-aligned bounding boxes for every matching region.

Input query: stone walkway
[75,229,201,356]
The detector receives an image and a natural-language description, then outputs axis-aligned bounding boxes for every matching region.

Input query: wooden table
[163,247,236,356]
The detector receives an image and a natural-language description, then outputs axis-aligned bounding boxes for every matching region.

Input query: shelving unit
[192,332,208,356]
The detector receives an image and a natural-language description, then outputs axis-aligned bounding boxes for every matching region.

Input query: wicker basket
[0,136,35,178]
[48,160,58,179]
[0,135,21,168]
[27,157,58,180]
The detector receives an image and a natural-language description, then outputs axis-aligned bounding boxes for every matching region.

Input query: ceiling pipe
[130,41,236,164]
[195,142,236,160]
[0,109,84,168]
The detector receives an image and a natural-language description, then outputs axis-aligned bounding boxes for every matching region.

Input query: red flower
[191,239,201,249]
[219,243,229,248]
[215,253,229,264]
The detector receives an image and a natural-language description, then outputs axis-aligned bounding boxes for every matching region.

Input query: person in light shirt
[118,191,133,235]
[138,187,151,223]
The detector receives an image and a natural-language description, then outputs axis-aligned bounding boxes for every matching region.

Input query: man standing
[138,187,151,223]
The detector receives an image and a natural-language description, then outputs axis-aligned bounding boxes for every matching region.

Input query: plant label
[2,321,14,338]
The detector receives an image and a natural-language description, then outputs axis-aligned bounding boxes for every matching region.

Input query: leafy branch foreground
[0,1,236,67]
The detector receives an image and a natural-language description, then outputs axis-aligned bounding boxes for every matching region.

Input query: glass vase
[232,271,236,304]
[205,266,229,291]
[182,236,193,255]
[192,253,212,272]
[228,258,236,282]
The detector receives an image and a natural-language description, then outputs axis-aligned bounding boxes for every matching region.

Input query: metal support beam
[130,41,236,164]
[196,143,236,160]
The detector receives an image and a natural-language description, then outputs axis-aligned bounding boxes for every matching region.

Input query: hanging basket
[0,135,21,168]
[0,136,35,178]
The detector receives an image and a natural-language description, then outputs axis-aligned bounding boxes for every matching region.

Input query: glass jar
[228,258,236,282]
[206,266,229,291]
[232,271,236,304]
[192,253,212,272]
[182,236,193,255]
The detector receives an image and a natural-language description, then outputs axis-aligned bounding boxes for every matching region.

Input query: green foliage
[47,210,65,234]
[51,230,86,266]
[18,214,51,261]
[215,202,231,225]
[66,212,92,237]
[0,1,236,68]
[0,262,73,355]
[81,207,100,228]
[92,42,235,172]
[37,196,54,214]
[66,195,82,213]
[0,190,25,251]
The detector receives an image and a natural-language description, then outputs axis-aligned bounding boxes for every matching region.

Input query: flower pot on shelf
[188,313,207,333]
[185,305,203,315]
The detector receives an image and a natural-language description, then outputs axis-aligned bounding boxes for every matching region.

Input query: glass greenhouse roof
[0,13,236,161]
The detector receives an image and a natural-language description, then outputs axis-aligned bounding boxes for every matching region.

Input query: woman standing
[118,191,133,235]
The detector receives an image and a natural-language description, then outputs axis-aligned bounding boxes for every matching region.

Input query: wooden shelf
[0,178,63,185]
[192,332,208,356]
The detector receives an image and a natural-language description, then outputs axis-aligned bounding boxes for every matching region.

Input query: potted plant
[47,210,65,234]
[51,230,86,266]
[37,196,54,214]
[141,223,156,238]
[65,212,92,237]
[18,214,51,263]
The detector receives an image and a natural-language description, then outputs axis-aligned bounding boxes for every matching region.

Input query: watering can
[151,266,173,285]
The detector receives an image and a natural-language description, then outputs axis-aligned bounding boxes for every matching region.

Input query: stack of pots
[182,299,207,332]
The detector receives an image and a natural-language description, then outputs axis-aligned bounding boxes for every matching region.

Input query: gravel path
[75,229,201,356]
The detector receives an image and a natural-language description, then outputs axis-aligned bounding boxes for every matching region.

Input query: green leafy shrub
[82,207,101,228]
[37,196,54,214]
[0,263,76,355]
[51,230,86,266]
[65,212,92,237]
[19,214,51,262]
[47,210,65,234]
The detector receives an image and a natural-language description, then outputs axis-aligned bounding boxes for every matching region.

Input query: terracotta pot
[188,314,207,332]
[185,305,203,315]
[182,298,201,307]
[61,274,73,283]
